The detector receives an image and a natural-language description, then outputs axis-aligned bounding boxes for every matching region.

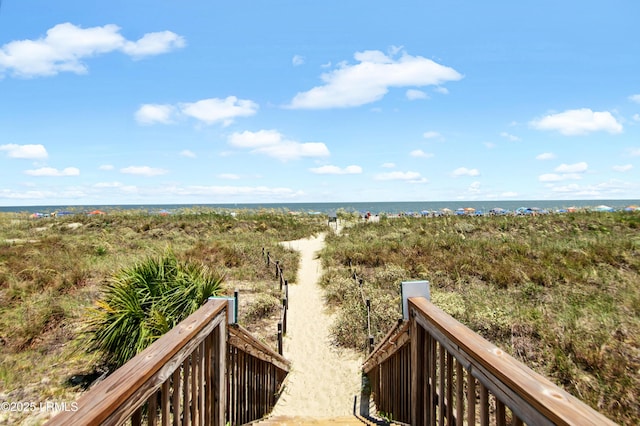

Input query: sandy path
[269,233,363,417]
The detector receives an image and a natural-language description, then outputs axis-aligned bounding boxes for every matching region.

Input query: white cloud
[422,131,441,140]
[434,87,449,95]
[374,171,427,183]
[136,97,257,126]
[410,149,434,158]
[406,89,428,100]
[633,114,640,122]
[452,167,480,177]
[530,108,623,135]
[287,49,462,109]
[381,162,396,168]
[536,152,556,160]
[228,130,330,161]
[613,164,633,172]
[539,162,589,181]
[99,164,114,171]
[629,148,640,157]
[0,143,48,159]
[484,142,496,149]
[500,132,521,141]
[309,165,362,175]
[179,150,196,158]
[121,31,186,58]
[539,174,562,182]
[292,55,305,66]
[0,23,185,78]
[218,173,240,180]
[169,185,303,198]
[135,104,175,125]
[94,181,123,188]
[24,167,79,177]
[629,94,640,104]
[468,181,481,193]
[555,162,588,173]
[120,166,168,176]
[228,129,282,148]
[501,191,518,197]
[179,97,258,126]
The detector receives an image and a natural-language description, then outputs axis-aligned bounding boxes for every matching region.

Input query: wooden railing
[46,299,290,426]
[363,297,617,426]
[349,260,374,353]
[263,248,290,355]
[227,324,290,425]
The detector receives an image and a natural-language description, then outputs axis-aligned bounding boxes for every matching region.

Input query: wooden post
[277,322,283,355]
[284,280,289,309]
[215,321,226,426]
[279,266,284,290]
[282,298,287,335]
[275,260,279,278]
[410,311,424,426]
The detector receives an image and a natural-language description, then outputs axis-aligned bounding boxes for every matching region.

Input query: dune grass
[0,208,324,424]
[319,212,640,425]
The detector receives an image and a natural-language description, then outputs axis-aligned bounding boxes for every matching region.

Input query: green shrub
[86,251,224,368]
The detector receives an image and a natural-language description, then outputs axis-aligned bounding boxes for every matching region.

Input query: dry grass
[318,212,640,425]
[0,209,322,424]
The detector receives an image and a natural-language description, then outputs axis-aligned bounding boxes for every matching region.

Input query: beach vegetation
[86,251,224,368]
[319,211,640,424]
[0,208,324,424]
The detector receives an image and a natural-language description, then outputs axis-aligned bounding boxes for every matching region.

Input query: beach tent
[88,210,106,215]
[440,208,453,215]
[624,205,638,212]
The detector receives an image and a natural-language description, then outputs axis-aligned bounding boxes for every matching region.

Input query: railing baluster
[439,343,445,426]
[467,371,476,426]
[479,382,489,426]
[455,358,464,425]
[149,390,158,426]
[446,351,453,425]
[162,380,170,426]
[172,368,180,426]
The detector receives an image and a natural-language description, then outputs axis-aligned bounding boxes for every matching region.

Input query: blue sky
[1,1,639,206]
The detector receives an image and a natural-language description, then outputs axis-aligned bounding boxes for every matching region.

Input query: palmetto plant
[87,251,224,368]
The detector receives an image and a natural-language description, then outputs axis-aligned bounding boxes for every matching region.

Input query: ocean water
[1,199,638,215]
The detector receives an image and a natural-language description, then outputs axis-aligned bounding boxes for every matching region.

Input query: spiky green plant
[87,251,224,368]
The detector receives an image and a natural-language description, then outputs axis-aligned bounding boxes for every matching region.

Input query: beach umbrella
[88,210,106,215]
[593,205,614,212]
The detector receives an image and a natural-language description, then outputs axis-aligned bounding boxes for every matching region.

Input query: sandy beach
[268,233,364,418]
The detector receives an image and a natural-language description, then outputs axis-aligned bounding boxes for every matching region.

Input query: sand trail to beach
[268,232,363,417]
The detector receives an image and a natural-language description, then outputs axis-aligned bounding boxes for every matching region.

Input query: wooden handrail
[227,324,290,425]
[47,298,228,425]
[363,296,617,426]
[408,296,616,425]
[228,324,290,372]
